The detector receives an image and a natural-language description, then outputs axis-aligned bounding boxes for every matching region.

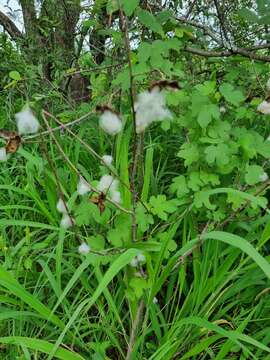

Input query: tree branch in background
[0,10,22,40]
[174,12,270,62]
[184,45,270,62]
[175,14,223,45]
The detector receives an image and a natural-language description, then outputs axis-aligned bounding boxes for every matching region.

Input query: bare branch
[184,46,270,62]
[0,10,22,40]
[175,11,270,62]
[175,15,223,45]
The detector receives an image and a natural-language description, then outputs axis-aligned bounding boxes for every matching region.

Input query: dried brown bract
[90,192,106,215]
[149,80,180,92]
[0,129,22,153]
[96,105,120,116]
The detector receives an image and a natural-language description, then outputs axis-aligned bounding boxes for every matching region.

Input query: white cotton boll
[77,177,91,195]
[56,198,67,214]
[15,106,40,135]
[130,257,139,267]
[153,297,158,304]
[257,100,270,114]
[259,172,269,182]
[97,174,118,192]
[102,155,113,166]
[0,147,7,162]
[220,106,226,113]
[99,110,122,135]
[267,78,270,90]
[110,190,121,204]
[78,242,91,255]
[60,214,74,229]
[135,88,172,133]
[130,253,145,267]
[137,253,146,263]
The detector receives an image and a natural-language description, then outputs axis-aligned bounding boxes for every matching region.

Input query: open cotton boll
[130,252,146,267]
[259,172,269,182]
[77,176,91,195]
[0,147,7,162]
[78,242,91,255]
[56,198,67,213]
[220,106,226,113]
[257,100,270,114]
[110,190,121,204]
[137,253,146,263]
[56,198,67,214]
[60,214,74,229]
[153,297,158,304]
[135,88,172,133]
[99,110,122,135]
[15,106,40,135]
[97,174,118,192]
[102,155,113,166]
[130,257,139,267]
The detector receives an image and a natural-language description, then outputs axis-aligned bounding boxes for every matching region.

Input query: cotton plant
[257,100,270,114]
[15,106,40,135]
[0,105,40,163]
[110,190,121,204]
[135,86,172,133]
[259,172,269,182]
[0,147,7,162]
[102,154,113,166]
[97,174,121,204]
[78,242,91,255]
[257,77,270,114]
[98,107,122,135]
[220,106,226,113]
[56,198,68,213]
[77,176,91,195]
[60,214,74,229]
[153,297,158,304]
[130,252,146,267]
[56,197,74,229]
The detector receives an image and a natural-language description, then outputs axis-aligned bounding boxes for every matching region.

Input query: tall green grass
[0,123,270,359]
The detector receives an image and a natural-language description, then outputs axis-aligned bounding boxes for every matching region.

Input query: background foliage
[1,0,270,359]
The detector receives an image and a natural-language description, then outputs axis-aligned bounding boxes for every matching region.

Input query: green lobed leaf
[219,83,245,106]
[245,164,264,185]
[149,195,178,220]
[136,203,154,232]
[123,0,139,16]
[9,70,21,80]
[137,9,164,36]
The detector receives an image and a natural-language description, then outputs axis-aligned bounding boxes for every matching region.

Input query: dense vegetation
[1,0,270,359]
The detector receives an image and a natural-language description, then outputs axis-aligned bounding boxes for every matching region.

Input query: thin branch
[43,109,151,216]
[175,14,223,45]
[213,0,231,48]
[42,111,133,215]
[24,110,94,140]
[184,0,197,19]
[119,8,138,243]
[0,10,22,40]
[247,43,270,50]
[184,46,270,62]
[174,11,270,62]
[125,300,144,360]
